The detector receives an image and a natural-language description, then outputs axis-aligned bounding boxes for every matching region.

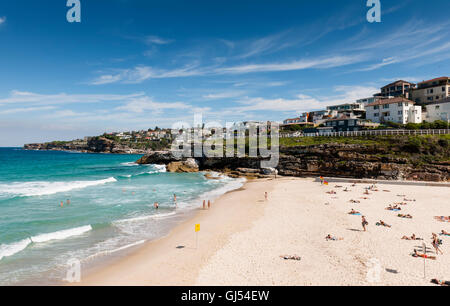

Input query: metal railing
[280,129,450,138]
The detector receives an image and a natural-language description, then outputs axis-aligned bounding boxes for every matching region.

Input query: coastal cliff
[24,137,161,154]
[136,135,450,182]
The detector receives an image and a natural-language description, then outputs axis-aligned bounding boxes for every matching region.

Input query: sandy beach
[79,177,450,286]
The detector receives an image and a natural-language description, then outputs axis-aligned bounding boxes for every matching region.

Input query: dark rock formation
[135,143,450,182]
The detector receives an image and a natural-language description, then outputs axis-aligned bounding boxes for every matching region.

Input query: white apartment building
[410,77,450,104]
[424,99,450,123]
[365,97,422,124]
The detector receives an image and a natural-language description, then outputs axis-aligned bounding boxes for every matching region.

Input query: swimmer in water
[154,202,159,209]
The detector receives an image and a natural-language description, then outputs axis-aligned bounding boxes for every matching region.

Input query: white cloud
[0,90,145,105]
[0,106,56,115]
[91,55,364,85]
[203,91,246,100]
[144,35,173,45]
[115,96,190,113]
[0,16,6,25]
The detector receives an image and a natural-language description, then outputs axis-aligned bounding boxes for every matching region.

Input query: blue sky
[0,0,449,146]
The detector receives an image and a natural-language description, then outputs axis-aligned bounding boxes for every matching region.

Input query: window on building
[443,87,446,92]
[383,104,390,109]
[398,102,403,107]
[374,113,379,117]
[338,121,345,126]
[398,111,403,115]
[436,106,440,110]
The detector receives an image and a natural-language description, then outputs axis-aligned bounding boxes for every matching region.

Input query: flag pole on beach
[195,224,200,249]
[422,242,426,279]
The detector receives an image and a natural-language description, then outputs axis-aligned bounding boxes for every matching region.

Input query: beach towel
[439,233,450,237]
[349,213,361,216]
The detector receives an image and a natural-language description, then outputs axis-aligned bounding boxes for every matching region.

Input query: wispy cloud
[203,90,246,100]
[90,54,364,85]
[144,35,173,45]
[0,90,145,105]
[0,16,6,25]
[115,96,190,113]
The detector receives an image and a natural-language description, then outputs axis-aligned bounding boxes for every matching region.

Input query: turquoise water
[0,148,244,285]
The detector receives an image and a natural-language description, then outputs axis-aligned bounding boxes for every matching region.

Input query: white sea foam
[120,162,139,166]
[0,226,92,261]
[85,240,145,261]
[114,211,177,224]
[0,238,32,261]
[30,225,92,243]
[146,164,167,174]
[0,177,117,197]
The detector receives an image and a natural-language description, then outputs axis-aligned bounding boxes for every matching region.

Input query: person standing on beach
[265,192,268,201]
[203,200,206,210]
[207,200,211,209]
[362,216,368,232]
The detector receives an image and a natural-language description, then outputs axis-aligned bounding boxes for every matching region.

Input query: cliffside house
[424,98,450,123]
[365,97,422,124]
[410,77,450,105]
[379,80,416,98]
[324,116,379,132]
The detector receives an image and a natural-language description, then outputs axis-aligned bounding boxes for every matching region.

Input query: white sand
[196,178,450,286]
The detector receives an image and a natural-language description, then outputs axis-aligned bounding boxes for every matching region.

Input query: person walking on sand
[432,233,443,255]
[265,192,268,201]
[361,216,368,232]
[208,200,211,209]
[203,200,206,210]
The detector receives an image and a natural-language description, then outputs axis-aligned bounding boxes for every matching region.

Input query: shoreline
[76,176,450,286]
[75,178,275,286]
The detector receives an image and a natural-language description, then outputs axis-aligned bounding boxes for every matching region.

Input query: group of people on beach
[322,179,449,286]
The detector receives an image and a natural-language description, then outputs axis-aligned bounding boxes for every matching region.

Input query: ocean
[0,148,244,285]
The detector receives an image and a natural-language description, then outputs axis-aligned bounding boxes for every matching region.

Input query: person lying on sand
[280,255,301,261]
[394,202,408,206]
[351,183,356,187]
[343,187,351,192]
[412,249,436,260]
[364,190,371,195]
[334,185,343,188]
[383,190,391,192]
[434,216,450,222]
[360,197,370,200]
[376,220,391,228]
[431,279,450,286]
[326,191,337,195]
[441,230,450,236]
[348,209,360,215]
[403,198,416,202]
[398,214,413,219]
[386,205,401,211]
[401,234,422,240]
[397,194,406,197]
[325,234,343,241]
[350,199,361,204]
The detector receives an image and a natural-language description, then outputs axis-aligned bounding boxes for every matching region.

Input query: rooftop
[418,76,449,85]
[366,97,415,107]
[381,80,416,89]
